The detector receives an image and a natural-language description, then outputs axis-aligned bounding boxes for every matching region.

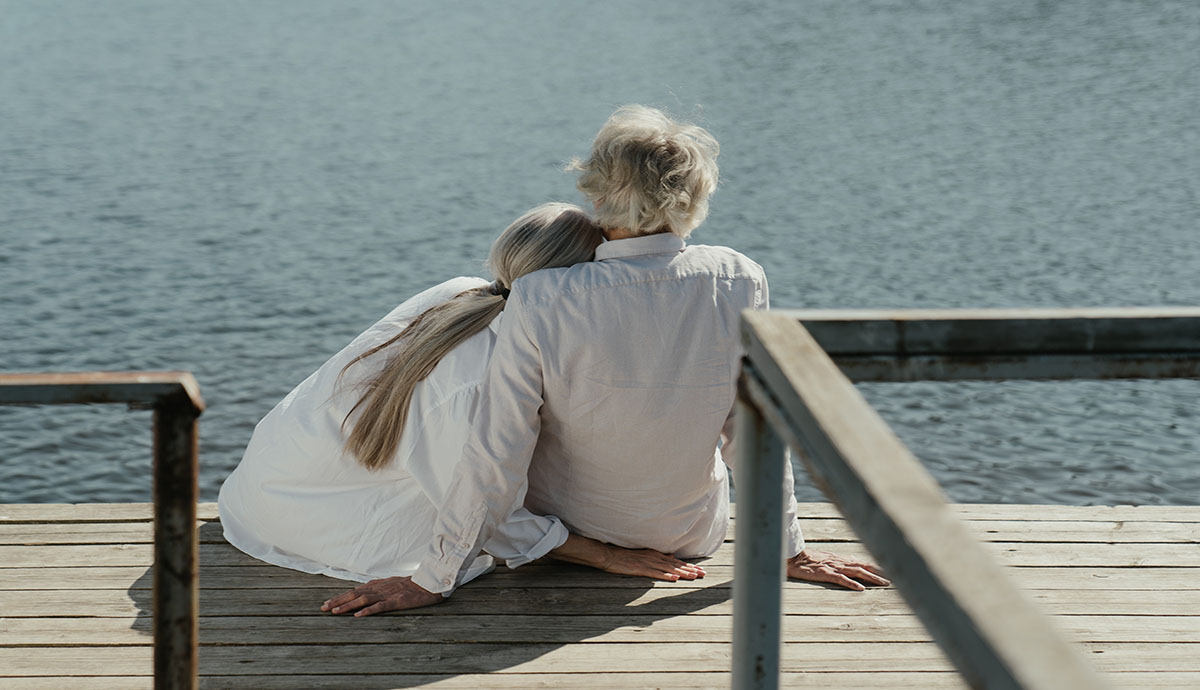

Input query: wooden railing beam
[781,308,1200,382]
[0,371,202,690]
[738,311,1113,690]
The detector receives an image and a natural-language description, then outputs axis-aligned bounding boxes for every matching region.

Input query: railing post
[0,371,204,689]
[731,393,786,690]
[153,397,199,690]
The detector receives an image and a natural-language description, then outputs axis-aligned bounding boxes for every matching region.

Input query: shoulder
[507,244,767,308]
[377,276,489,325]
[681,243,767,280]
[506,263,598,307]
[406,276,491,311]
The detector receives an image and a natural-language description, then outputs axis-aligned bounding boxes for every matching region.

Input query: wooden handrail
[786,307,1200,382]
[0,371,203,690]
[0,371,205,410]
[727,308,1200,689]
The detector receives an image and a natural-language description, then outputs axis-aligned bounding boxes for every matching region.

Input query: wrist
[550,533,614,570]
[596,542,615,572]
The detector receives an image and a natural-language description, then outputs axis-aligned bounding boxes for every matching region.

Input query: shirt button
[443,577,452,586]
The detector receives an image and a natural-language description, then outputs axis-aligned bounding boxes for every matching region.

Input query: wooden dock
[1,501,1198,689]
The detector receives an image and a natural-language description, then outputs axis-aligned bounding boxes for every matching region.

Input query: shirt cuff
[411,503,489,595]
[784,518,805,559]
[411,563,453,595]
[498,519,569,569]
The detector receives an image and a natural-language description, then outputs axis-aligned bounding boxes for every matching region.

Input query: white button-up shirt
[413,233,805,593]
[217,277,567,585]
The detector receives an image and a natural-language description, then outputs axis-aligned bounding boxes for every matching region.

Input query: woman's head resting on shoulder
[488,201,604,296]
[569,105,719,239]
[342,202,601,470]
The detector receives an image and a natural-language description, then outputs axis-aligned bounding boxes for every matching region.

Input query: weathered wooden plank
[794,503,1200,522]
[0,566,352,590]
[956,520,1200,543]
[0,522,229,545]
[0,561,730,591]
[6,517,1197,545]
[3,502,1198,525]
[7,539,1197,569]
[4,586,1200,619]
[0,673,965,690]
[0,504,188,523]
[6,564,1198,592]
[4,613,1197,646]
[741,312,1113,690]
[5,613,750,645]
[2,499,1198,689]
[6,673,1200,690]
[5,642,1200,675]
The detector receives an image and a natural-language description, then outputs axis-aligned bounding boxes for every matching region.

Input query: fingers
[645,567,682,582]
[354,600,395,617]
[788,560,890,590]
[844,565,891,587]
[834,557,887,577]
[829,572,866,591]
[807,565,865,591]
[330,594,372,614]
[321,588,363,612]
[859,562,888,578]
[654,554,705,581]
[657,556,704,581]
[615,550,706,582]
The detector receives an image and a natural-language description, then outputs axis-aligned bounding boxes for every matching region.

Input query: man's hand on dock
[321,576,442,617]
[786,549,891,591]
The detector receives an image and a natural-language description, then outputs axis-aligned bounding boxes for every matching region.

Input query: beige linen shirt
[412,233,805,593]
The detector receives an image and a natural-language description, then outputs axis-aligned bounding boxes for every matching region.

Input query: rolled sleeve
[486,513,569,568]
[468,495,568,571]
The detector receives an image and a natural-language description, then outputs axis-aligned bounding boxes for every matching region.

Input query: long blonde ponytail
[342,203,602,470]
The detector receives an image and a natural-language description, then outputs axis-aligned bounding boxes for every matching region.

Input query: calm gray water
[2,0,1197,505]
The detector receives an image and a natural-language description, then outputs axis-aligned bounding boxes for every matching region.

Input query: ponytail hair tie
[488,281,510,299]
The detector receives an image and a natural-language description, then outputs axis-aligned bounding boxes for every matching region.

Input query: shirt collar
[594,233,686,262]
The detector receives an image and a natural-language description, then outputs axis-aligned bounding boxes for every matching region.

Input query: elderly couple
[217,105,887,616]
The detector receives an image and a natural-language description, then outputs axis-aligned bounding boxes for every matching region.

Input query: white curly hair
[569,105,719,238]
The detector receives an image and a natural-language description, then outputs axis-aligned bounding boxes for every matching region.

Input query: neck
[604,227,673,241]
[603,227,638,241]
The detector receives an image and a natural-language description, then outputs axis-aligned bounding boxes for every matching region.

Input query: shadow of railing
[123,520,731,687]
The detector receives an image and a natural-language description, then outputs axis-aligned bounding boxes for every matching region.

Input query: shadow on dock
[124,521,731,684]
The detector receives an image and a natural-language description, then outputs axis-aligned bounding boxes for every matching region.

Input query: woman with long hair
[218,203,704,595]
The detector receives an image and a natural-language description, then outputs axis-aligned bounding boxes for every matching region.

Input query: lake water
[2,0,1197,505]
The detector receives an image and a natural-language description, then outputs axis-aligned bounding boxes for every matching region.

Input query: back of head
[570,105,719,238]
[343,202,601,470]
[489,201,604,290]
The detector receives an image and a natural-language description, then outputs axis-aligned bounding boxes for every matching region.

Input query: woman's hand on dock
[321,576,443,617]
[786,549,890,591]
